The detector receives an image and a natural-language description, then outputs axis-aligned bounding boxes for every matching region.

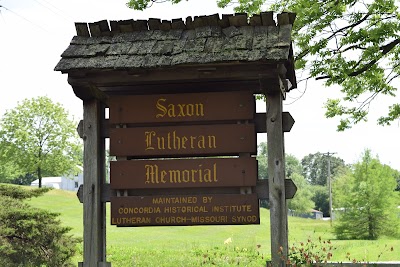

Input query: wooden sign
[109,124,256,157]
[109,91,255,124]
[110,194,260,226]
[111,157,257,189]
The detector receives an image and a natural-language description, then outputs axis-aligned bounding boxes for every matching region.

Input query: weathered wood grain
[81,100,110,267]
[266,82,288,266]
[76,179,297,203]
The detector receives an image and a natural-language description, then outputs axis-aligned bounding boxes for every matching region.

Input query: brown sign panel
[109,124,256,157]
[109,91,255,124]
[110,194,260,226]
[110,157,257,189]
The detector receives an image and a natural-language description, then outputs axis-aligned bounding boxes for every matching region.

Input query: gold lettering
[232,215,258,223]
[172,131,180,150]
[155,98,167,118]
[213,163,218,182]
[191,169,198,182]
[160,170,167,183]
[203,168,211,182]
[186,104,194,116]
[208,135,216,148]
[177,104,185,117]
[182,170,190,183]
[190,136,196,149]
[198,135,205,148]
[167,132,171,149]
[113,217,151,225]
[145,164,157,184]
[167,104,176,117]
[144,163,218,185]
[155,98,204,119]
[145,131,156,150]
[169,170,181,183]
[182,136,188,149]
[157,136,165,150]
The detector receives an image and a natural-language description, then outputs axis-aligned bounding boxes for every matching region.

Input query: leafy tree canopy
[0,96,82,187]
[301,152,345,186]
[126,0,400,130]
[334,149,399,240]
[287,172,315,213]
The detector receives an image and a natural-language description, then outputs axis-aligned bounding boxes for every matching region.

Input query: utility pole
[323,152,336,226]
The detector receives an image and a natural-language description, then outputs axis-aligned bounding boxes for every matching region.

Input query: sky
[0,0,399,170]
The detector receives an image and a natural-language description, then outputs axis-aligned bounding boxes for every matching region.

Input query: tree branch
[295,13,371,62]
[316,38,400,80]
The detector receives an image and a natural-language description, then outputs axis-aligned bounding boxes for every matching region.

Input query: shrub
[0,185,80,267]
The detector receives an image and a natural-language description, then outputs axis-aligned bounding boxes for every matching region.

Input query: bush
[0,185,80,267]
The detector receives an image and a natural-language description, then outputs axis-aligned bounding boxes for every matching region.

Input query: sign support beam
[264,76,288,267]
[79,99,110,267]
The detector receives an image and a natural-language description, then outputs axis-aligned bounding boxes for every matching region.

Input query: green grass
[25,188,399,266]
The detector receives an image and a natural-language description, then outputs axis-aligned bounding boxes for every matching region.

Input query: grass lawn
[26,188,399,266]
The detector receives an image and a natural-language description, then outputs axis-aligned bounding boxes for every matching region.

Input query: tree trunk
[38,167,42,188]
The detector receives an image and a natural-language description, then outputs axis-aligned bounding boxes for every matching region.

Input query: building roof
[54,13,296,90]
[31,177,62,184]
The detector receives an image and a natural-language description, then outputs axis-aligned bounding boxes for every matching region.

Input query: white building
[30,168,83,191]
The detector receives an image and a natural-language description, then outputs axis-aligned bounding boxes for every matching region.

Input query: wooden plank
[97,20,111,36]
[132,20,148,31]
[229,13,248,26]
[266,83,288,266]
[171,19,186,29]
[110,157,257,189]
[72,84,109,102]
[77,178,297,203]
[99,80,263,94]
[148,18,161,30]
[109,124,256,157]
[118,20,134,32]
[88,23,102,37]
[260,11,275,26]
[256,179,297,200]
[110,194,260,226]
[109,91,255,124]
[75,23,90,37]
[204,14,220,26]
[81,112,294,140]
[249,15,262,26]
[66,62,278,88]
[254,112,295,133]
[159,20,171,30]
[81,100,108,267]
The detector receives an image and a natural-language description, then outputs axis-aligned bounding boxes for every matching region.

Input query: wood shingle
[55,12,297,91]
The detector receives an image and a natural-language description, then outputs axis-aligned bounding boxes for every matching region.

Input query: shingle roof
[54,13,295,73]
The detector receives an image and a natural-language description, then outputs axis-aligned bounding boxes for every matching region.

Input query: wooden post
[79,99,110,267]
[265,77,288,266]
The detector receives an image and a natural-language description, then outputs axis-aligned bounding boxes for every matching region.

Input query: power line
[0,7,6,24]
[31,0,75,23]
[0,4,50,33]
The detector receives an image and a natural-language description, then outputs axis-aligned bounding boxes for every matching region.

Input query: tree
[126,0,400,130]
[332,165,355,209]
[285,153,303,179]
[285,154,315,213]
[311,185,330,217]
[287,172,314,213]
[334,150,400,240]
[257,141,268,180]
[0,96,82,187]
[0,184,80,266]
[301,152,345,186]
[257,142,314,212]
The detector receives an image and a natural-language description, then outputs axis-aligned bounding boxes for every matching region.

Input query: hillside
[23,187,399,266]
